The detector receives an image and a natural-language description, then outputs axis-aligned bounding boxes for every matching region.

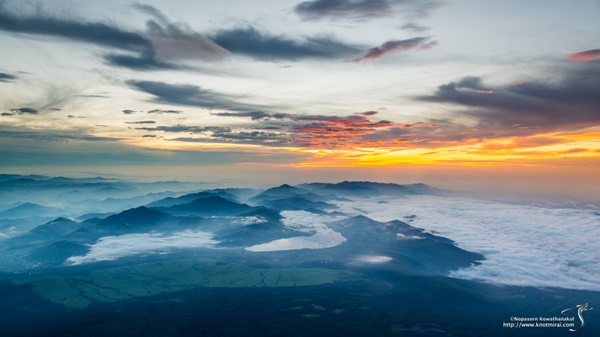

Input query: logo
[561,303,593,332]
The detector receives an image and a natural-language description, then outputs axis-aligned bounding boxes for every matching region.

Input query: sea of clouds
[62,194,600,292]
[66,230,217,265]
[246,210,347,252]
[335,195,600,291]
[67,211,347,263]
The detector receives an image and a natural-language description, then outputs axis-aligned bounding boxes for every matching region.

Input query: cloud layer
[246,210,346,252]
[346,37,437,62]
[245,228,346,252]
[335,195,600,291]
[66,230,217,265]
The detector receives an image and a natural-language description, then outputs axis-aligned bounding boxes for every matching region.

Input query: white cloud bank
[245,210,347,252]
[350,255,393,265]
[66,230,217,265]
[334,196,600,291]
[245,229,346,252]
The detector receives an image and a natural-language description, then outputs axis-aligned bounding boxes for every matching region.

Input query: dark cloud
[172,131,290,146]
[346,37,437,62]
[9,107,38,114]
[1,112,13,117]
[136,112,421,148]
[0,3,150,51]
[209,26,359,60]
[104,52,178,70]
[49,108,61,111]
[296,0,392,20]
[125,120,156,124]
[212,109,430,148]
[142,134,157,138]
[129,80,263,111]
[0,3,223,71]
[122,109,136,114]
[212,111,294,120]
[0,72,17,82]
[356,110,378,116]
[419,61,600,136]
[400,23,429,32]
[294,0,442,21]
[147,109,182,114]
[212,110,388,125]
[282,114,439,148]
[78,94,109,98]
[434,76,493,96]
[135,124,291,146]
[212,130,282,141]
[136,125,231,134]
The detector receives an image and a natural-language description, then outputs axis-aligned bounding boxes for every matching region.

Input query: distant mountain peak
[98,206,170,227]
[153,195,256,217]
[119,206,165,216]
[49,217,77,223]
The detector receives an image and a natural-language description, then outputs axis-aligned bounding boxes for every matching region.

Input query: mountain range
[0,177,480,277]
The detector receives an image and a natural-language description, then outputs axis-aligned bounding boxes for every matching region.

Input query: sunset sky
[1,0,599,199]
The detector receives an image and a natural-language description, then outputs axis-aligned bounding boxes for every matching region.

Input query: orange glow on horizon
[291,130,600,168]
[114,123,600,170]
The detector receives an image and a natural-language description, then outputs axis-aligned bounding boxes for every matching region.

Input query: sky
[0,0,599,199]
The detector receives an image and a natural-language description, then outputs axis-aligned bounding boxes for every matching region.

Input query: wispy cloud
[399,23,429,32]
[134,123,291,146]
[104,52,177,70]
[0,2,225,71]
[211,111,434,148]
[2,107,38,115]
[566,49,600,62]
[356,110,378,116]
[209,26,358,60]
[212,111,294,120]
[124,120,156,124]
[128,80,265,111]
[294,0,442,21]
[0,72,17,82]
[147,109,182,114]
[0,2,165,70]
[133,3,228,62]
[135,125,231,134]
[0,3,149,52]
[346,37,437,62]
